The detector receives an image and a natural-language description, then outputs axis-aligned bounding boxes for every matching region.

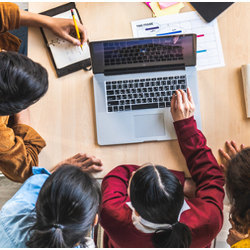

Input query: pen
[71,9,83,50]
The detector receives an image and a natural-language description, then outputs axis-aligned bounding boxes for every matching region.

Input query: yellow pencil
[71,9,83,50]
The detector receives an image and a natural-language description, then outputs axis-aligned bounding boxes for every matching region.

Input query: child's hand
[219,141,245,172]
[47,17,88,46]
[52,153,103,173]
[170,88,195,122]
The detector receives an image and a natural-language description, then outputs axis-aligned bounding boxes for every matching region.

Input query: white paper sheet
[43,9,90,69]
[131,11,225,71]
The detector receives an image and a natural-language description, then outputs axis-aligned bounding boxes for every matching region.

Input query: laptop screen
[90,34,196,74]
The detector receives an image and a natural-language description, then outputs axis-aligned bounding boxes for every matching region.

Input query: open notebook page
[43,9,90,69]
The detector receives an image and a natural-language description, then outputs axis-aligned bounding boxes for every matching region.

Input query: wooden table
[28,2,250,178]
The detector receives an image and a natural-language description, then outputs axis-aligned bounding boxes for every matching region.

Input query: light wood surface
[28,2,250,178]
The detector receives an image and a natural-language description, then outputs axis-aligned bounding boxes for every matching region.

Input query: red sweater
[100,117,225,248]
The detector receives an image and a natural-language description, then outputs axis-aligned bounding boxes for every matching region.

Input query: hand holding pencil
[46,10,87,46]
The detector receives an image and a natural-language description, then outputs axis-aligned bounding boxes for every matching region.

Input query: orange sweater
[0,2,21,51]
[0,3,46,182]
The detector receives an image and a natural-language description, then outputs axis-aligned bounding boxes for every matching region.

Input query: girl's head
[226,148,250,234]
[129,165,191,248]
[0,51,48,116]
[26,165,101,248]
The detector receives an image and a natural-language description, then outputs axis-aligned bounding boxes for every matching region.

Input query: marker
[71,9,82,50]
[197,34,205,38]
[197,49,207,53]
[156,30,182,36]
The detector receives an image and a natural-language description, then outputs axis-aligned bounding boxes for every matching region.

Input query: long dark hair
[26,165,101,248]
[0,51,48,116]
[226,148,250,234]
[130,165,191,248]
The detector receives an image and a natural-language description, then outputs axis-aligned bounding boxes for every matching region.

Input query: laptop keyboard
[106,75,187,112]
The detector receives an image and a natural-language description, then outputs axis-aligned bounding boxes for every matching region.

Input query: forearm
[19,9,53,29]
[102,165,139,205]
[174,117,224,189]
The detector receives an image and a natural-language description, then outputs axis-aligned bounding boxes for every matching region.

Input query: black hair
[0,51,48,116]
[130,165,191,248]
[26,165,101,248]
[226,148,250,234]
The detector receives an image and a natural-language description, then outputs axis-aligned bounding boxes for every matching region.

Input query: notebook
[190,2,234,22]
[40,3,91,77]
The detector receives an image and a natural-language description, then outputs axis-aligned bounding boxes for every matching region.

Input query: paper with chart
[131,11,225,71]
[43,9,90,69]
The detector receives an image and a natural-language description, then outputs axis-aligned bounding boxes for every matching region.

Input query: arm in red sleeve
[174,116,225,247]
[101,164,139,206]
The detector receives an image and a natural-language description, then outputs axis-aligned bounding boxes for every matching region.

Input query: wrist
[20,9,53,29]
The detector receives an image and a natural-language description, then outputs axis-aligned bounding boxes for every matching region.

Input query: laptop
[89,34,202,145]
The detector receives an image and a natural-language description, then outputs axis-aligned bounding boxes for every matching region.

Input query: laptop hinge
[104,64,186,76]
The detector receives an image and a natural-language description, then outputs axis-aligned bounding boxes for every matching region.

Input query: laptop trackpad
[134,114,165,138]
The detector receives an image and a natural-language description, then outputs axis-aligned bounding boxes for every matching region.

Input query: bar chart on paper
[131,11,225,71]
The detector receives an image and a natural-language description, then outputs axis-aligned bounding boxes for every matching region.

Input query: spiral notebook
[40,3,91,77]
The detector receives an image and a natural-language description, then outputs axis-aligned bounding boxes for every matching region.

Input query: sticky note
[150,2,184,17]
[158,2,178,9]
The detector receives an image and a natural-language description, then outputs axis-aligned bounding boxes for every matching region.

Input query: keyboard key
[117,95,121,100]
[132,103,158,110]
[107,96,116,101]
[112,85,117,90]
[120,100,125,105]
[178,80,186,84]
[125,100,130,105]
[125,105,131,111]
[159,102,165,108]
[122,95,127,99]
[106,85,111,90]
[113,106,118,112]
[119,106,124,111]
[165,102,171,107]
[106,81,112,84]
[136,99,142,104]
[108,101,119,106]
[108,107,113,112]
[107,90,114,95]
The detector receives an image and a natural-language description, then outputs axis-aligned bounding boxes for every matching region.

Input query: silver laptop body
[90,34,201,145]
